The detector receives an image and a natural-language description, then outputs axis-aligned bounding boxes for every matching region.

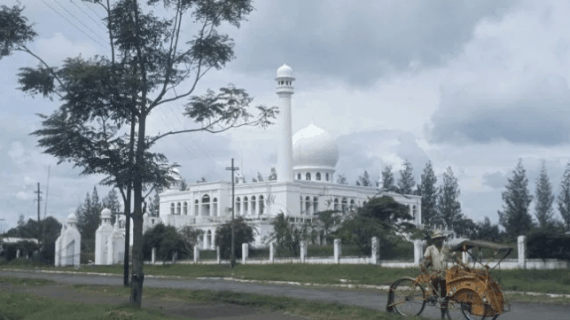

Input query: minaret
[276,64,295,182]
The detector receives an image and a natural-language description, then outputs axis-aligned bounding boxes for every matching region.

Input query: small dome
[293,122,339,169]
[101,208,112,217]
[276,64,293,78]
[67,213,77,223]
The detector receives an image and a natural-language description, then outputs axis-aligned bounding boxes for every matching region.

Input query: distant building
[54,213,81,267]
[159,64,422,249]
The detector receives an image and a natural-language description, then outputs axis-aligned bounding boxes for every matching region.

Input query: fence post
[194,246,200,263]
[16,249,20,259]
[371,237,379,264]
[151,247,156,264]
[518,235,526,269]
[216,246,220,264]
[269,242,275,263]
[300,241,307,263]
[413,240,423,266]
[172,251,178,263]
[334,239,341,264]
[242,243,249,264]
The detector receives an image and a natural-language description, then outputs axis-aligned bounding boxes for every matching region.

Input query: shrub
[527,228,570,261]
[215,217,254,259]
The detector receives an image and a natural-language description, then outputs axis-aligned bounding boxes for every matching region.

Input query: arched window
[202,195,210,216]
[236,197,241,215]
[243,196,249,214]
[259,195,264,214]
[316,172,321,181]
[313,196,318,213]
[176,202,181,215]
[194,199,199,216]
[297,173,301,180]
[342,198,348,213]
[305,196,311,215]
[349,199,355,212]
[251,196,256,215]
[412,205,417,220]
[213,198,218,217]
[306,172,311,181]
[334,198,339,211]
[183,202,188,215]
[170,203,175,214]
[326,173,329,181]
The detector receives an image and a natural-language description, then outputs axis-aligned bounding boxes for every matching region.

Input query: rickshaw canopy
[450,240,514,254]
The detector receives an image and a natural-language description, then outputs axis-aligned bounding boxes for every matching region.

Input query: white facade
[54,213,81,267]
[95,208,113,265]
[158,64,422,249]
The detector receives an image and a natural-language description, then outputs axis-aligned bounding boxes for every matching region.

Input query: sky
[2,0,570,232]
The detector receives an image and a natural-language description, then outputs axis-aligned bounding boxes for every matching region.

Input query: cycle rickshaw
[387,240,513,319]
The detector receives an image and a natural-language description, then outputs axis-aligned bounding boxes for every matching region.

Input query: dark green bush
[527,228,570,261]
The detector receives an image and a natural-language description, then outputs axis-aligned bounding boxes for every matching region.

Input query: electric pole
[33,182,43,246]
[226,158,239,268]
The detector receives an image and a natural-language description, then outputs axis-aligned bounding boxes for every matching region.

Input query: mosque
[158,64,422,249]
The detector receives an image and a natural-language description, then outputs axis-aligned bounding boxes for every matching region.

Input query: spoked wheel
[454,290,498,320]
[389,278,426,316]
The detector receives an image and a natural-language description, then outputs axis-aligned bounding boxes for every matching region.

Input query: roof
[450,240,514,252]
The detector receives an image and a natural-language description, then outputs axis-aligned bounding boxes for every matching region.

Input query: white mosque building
[158,64,422,249]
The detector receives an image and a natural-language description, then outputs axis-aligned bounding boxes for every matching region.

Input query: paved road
[1,271,568,320]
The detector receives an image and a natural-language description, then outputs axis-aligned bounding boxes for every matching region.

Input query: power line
[40,0,108,50]
[70,0,107,28]
[79,0,105,21]
[53,0,108,43]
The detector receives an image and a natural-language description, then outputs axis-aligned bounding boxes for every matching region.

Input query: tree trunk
[123,186,131,287]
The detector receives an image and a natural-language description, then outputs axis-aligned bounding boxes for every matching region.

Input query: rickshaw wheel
[390,278,426,316]
[457,293,498,320]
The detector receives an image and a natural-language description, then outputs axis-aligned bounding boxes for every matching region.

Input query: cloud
[229,0,519,88]
[482,171,507,189]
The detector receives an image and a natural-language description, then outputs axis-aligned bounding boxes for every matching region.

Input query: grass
[73,284,420,320]
[490,268,570,294]
[0,276,54,287]
[0,290,178,320]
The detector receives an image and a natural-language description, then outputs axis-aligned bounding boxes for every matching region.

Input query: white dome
[67,213,77,223]
[276,64,293,78]
[101,208,112,218]
[292,122,339,169]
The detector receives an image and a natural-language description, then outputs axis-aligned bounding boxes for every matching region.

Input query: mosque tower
[276,64,295,182]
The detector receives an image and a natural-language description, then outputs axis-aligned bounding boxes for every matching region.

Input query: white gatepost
[216,246,220,264]
[242,243,249,264]
[371,237,379,264]
[172,251,178,263]
[16,249,20,259]
[151,247,156,264]
[518,235,526,269]
[269,242,276,263]
[334,239,341,264]
[300,241,307,263]
[194,246,200,263]
[413,240,424,266]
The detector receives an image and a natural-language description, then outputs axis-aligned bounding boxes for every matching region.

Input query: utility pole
[33,183,43,246]
[226,158,239,268]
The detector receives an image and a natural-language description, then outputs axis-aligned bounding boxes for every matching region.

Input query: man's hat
[431,231,447,240]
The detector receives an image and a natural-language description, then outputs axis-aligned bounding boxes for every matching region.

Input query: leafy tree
[268,167,277,181]
[337,174,348,184]
[76,187,103,252]
[148,192,160,218]
[215,217,254,259]
[356,170,372,186]
[498,159,534,240]
[334,196,414,255]
[526,226,570,262]
[142,224,186,261]
[418,160,438,227]
[313,210,339,244]
[178,226,203,256]
[180,179,188,191]
[557,162,570,230]
[267,213,311,256]
[3,216,61,263]
[534,162,555,229]
[102,188,122,225]
[474,217,500,242]
[435,167,462,231]
[398,160,415,195]
[381,165,397,192]
[3,0,276,306]
[453,215,477,239]
[197,177,207,183]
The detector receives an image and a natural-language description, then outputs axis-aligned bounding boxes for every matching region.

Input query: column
[269,242,276,263]
[194,246,200,263]
[334,239,341,264]
[216,246,220,264]
[151,247,156,264]
[300,241,307,263]
[414,240,424,266]
[371,237,379,264]
[203,232,207,250]
[518,235,526,269]
[242,243,249,264]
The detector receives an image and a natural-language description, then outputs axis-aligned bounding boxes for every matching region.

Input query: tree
[381,165,397,192]
[3,0,276,307]
[142,224,186,261]
[356,170,372,186]
[557,162,570,230]
[474,217,500,242]
[434,167,462,231]
[178,225,203,256]
[102,188,122,225]
[148,192,160,218]
[215,217,254,258]
[337,174,348,185]
[257,171,264,182]
[3,216,61,263]
[180,179,188,191]
[453,215,478,239]
[397,160,415,195]
[498,159,534,240]
[268,167,277,181]
[313,210,339,244]
[76,187,103,252]
[197,177,207,183]
[534,162,555,229]
[267,212,311,256]
[418,160,438,227]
